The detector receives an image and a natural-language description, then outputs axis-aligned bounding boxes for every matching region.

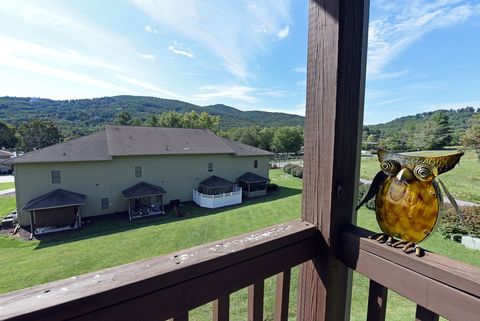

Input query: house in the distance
[6,125,273,235]
[0,150,14,174]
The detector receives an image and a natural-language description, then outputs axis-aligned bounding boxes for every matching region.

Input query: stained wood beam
[366,280,388,321]
[298,0,370,320]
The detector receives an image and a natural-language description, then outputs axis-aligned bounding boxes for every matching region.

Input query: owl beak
[396,168,414,181]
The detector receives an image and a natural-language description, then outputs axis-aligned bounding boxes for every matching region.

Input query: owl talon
[402,242,415,253]
[368,233,388,242]
[386,236,394,246]
[392,240,407,248]
[415,246,424,257]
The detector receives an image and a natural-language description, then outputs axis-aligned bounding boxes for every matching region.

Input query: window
[101,197,109,210]
[135,166,142,178]
[51,170,61,184]
[208,162,213,172]
[254,160,258,168]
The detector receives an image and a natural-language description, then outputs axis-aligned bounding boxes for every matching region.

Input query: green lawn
[0,195,15,219]
[0,169,478,321]
[360,149,480,203]
[0,182,14,191]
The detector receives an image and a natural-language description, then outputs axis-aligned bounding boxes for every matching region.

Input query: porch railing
[192,187,242,208]
[0,220,478,321]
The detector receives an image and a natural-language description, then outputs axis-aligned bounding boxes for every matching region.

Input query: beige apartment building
[6,125,272,230]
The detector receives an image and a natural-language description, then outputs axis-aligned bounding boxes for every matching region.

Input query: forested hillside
[364,107,480,150]
[0,96,304,136]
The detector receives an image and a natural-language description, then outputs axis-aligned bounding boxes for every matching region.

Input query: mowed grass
[360,149,480,203]
[0,169,478,321]
[0,182,14,191]
[0,195,15,219]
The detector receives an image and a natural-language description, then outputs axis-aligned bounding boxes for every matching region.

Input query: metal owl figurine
[357,148,464,256]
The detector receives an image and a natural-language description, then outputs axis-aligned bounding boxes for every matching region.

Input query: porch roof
[198,176,235,188]
[237,172,269,183]
[22,189,86,211]
[122,182,167,199]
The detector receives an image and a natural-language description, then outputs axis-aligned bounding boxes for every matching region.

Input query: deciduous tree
[17,119,63,152]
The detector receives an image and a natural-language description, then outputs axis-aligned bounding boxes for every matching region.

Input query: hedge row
[283,163,303,178]
[438,205,480,239]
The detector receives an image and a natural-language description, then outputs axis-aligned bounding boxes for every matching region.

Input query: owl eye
[380,160,400,176]
[413,164,437,181]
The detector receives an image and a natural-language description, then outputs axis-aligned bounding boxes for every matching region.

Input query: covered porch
[193,175,242,208]
[237,172,269,198]
[122,182,167,220]
[22,188,85,238]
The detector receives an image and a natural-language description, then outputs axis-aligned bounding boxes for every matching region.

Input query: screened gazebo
[22,188,85,238]
[197,176,236,195]
[237,172,269,198]
[193,176,242,208]
[122,182,167,220]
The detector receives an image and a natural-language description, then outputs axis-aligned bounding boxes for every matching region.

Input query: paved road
[0,188,15,196]
[0,175,14,183]
[359,178,479,207]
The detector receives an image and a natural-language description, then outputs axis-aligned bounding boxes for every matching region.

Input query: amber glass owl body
[375,177,440,243]
[362,148,464,245]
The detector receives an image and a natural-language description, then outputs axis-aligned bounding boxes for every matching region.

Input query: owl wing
[356,171,388,211]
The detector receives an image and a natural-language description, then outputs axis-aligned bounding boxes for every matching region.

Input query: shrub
[267,183,278,192]
[357,183,376,211]
[291,166,303,178]
[438,205,480,240]
[283,163,296,174]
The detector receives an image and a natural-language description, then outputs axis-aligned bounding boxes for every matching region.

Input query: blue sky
[0,0,479,124]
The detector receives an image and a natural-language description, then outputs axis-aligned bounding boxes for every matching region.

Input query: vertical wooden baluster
[172,312,188,321]
[366,280,388,321]
[275,269,291,321]
[248,281,264,321]
[213,295,230,321]
[415,305,439,321]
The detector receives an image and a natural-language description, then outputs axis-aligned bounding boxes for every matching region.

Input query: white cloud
[132,0,291,80]
[144,25,162,34]
[0,54,132,93]
[290,66,306,73]
[0,36,122,71]
[368,0,480,78]
[192,84,290,104]
[115,74,180,98]
[140,54,156,60]
[193,85,259,103]
[168,45,196,59]
[277,26,290,39]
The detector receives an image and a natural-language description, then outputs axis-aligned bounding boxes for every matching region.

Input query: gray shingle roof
[6,131,110,164]
[199,176,235,188]
[122,182,167,199]
[22,189,86,211]
[8,125,273,164]
[237,172,269,183]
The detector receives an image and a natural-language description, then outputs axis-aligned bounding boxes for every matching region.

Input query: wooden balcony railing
[340,225,480,321]
[0,221,480,321]
[0,220,478,321]
[0,220,316,321]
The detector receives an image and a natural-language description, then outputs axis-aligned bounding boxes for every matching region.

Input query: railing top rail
[340,225,480,321]
[0,220,315,321]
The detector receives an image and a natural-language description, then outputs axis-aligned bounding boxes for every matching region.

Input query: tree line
[0,110,304,154]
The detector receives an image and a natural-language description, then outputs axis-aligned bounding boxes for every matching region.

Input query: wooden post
[29,211,35,240]
[128,199,132,221]
[297,1,369,321]
[161,194,164,213]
